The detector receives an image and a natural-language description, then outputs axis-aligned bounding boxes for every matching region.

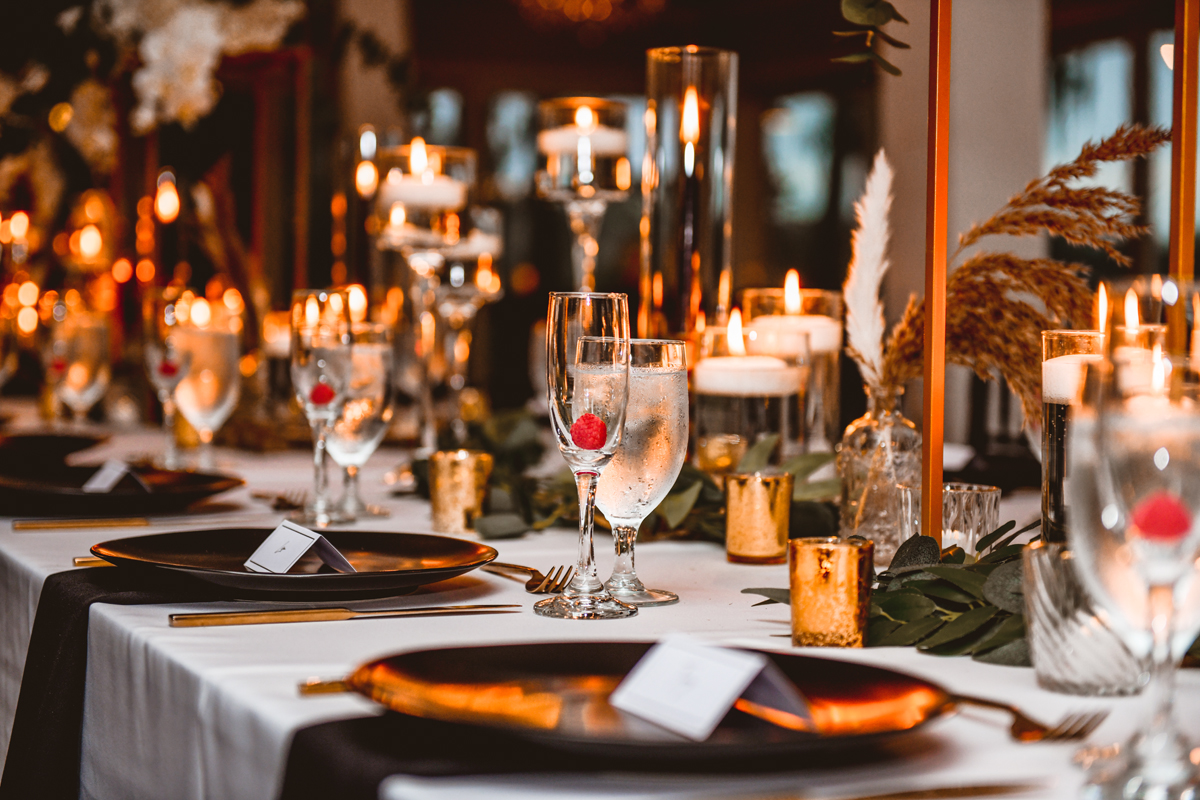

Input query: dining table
[0,405,1191,800]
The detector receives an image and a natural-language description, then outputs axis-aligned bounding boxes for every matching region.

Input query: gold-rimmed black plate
[0,432,107,466]
[91,528,498,596]
[0,464,243,516]
[346,642,953,760]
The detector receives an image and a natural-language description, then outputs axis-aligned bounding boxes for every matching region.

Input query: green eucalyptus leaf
[981,559,1025,613]
[917,605,999,650]
[890,535,942,571]
[969,613,1025,655]
[924,566,988,599]
[972,637,1031,666]
[737,435,780,473]
[789,501,838,538]
[941,546,967,564]
[657,480,703,529]
[474,513,529,540]
[867,49,902,75]
[832,29,873,38]
[875,592,937,622]
[873,615,944,647]
[867,616,903,645]
[904,579,977,606]
[978,543,1026,565]
[872,26,911,48]
[741,587,790,606]
[974,521,1017,553]
[832,52,874,64]
[841,0,908,26]
[793,478,842,501]
[887,570,937,590]
[779,452,835,482]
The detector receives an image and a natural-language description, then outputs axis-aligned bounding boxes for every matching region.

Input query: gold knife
[74,556,114,567]
[16,517,149,531]
[169,604,521,628]
[729,783,1044,800]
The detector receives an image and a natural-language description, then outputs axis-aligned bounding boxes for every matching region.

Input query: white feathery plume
[842,148,893,392]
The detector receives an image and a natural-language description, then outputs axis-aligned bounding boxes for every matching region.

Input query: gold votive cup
[789,537,874,648]
[725,472,794,564]
[430,450,493,534]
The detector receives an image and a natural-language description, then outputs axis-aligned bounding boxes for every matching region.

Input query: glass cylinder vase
[836,386,921,565]
[639,46,738,342]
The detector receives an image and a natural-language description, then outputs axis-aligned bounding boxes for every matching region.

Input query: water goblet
[535,98,629,291]
[143,288,193,469]
[291,289,352,527]
[49,308,110,424]
[173,295,241,471]
[1068,348,1200,798]
[536,292,633,620]
[327,322,395,519]
[595,339,688,606]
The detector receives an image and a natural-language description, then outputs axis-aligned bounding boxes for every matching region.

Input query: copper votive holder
[789,537,873,648]
[724,472,794,564]
[430,450,493,534]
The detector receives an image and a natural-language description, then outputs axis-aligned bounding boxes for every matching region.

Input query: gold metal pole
[922,0,952,547]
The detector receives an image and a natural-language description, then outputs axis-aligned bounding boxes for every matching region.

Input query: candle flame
[389,203,406,227]
[1151,273,1163,300]
[348,284,367,323]
[1125,288,1139,332]
[191,297,212,329]
[681,86,700,144]
[695,309,705,333]
[785,270,801,315]
[355,161,378,198]
[1097,282,1108,335]
[305,295,320,328]
[727,308,746,356]
[410,137,428,175]
[574,105,595,130]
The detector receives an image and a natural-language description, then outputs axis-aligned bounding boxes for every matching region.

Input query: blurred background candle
[1041,329,1103,543]
[692,309,803,481]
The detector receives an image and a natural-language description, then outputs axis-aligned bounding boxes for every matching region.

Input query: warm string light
[784,270,802,315]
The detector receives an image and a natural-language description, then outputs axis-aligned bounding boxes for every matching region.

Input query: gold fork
[482,562,575,593]
[952,693,1109,742]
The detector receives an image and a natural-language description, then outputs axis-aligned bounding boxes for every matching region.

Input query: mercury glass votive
[789,537,873,648]
[725,472,794,563]
[429,449,493,534]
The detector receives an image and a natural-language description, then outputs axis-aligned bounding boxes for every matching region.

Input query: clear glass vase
[836,386,921,565]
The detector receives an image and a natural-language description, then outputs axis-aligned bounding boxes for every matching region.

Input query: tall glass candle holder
[640,46,738,341]
[692,310,803,484]
[1041,329,1103,543]
[743,281,843,455]
[536,97,630,291]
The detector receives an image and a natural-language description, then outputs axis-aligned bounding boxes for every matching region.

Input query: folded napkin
[279,714,904,800]
[0,568,223,800]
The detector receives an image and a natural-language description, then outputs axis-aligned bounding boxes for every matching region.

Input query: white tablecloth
[0,422,1191,800]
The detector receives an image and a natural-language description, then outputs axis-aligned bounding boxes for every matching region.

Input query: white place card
[609,637,812,741]
[243,520,357,574]
[82,460,142,494]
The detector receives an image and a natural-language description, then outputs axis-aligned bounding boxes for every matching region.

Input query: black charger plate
[0,464,243,516]
[347,642,954,761]
[92,528,498,595]
[0,432,106,467]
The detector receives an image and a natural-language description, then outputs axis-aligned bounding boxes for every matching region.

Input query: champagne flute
[50,308,110,424]
[291,289,352,527]
[538,292,634,620]
[173,296,240,471]
[327,322,395,519]
[1068,347,1200,799]
[144,288,192,469]
[595,339,688,606]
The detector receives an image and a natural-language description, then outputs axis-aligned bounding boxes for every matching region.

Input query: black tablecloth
[0,567,221,800]
[279,713,910,800]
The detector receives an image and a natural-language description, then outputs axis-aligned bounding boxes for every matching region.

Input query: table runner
[0,567,221,800]
[279,712,910,800]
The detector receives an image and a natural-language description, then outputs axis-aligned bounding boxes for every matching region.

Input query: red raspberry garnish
[570,413,607,450]
[50,358,66,373]
[158,361,179,377]
[309,383,336,405]
[1131,491,1193,543]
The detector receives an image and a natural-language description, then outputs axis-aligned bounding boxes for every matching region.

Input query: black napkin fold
[279,713,901,800]
[0,568,222,800]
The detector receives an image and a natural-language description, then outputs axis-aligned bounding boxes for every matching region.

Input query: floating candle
[745,314,842,358]
[376,139,468,212]
[693,310,801,396]
[1042,353,1102,406]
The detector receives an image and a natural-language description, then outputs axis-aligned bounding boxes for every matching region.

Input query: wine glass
[143,288,192,469]
[536,98,629,291]
[173,295,241,471]
[291,289,352,527]
[538,292,633,620]
[595,339,688,606]
[49,307,110,424]
[1068,347,1200,798]
[327,322,395,519]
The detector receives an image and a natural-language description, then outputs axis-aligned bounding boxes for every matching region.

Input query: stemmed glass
[172,295,241,471]
[1069,346,1200,798]
[536,98,629,291]
[290,289,352,527]
[595,339,688,606]
[538,292,633,620]
[48,307,110,424]
[144,289,192,469]
[327,322,395,519]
